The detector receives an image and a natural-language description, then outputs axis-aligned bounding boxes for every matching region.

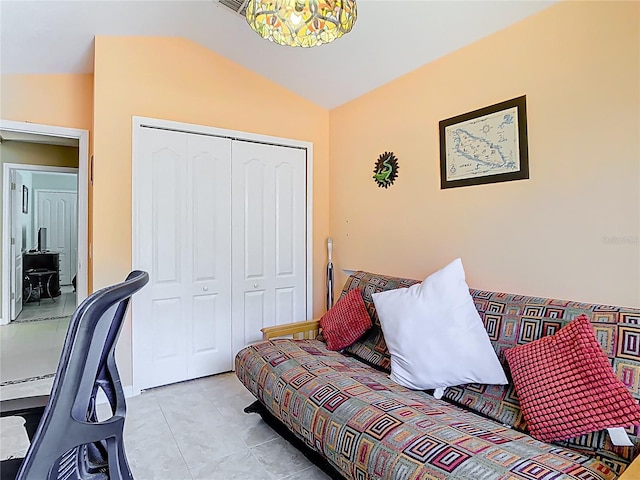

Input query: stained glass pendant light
[245,0,357,48]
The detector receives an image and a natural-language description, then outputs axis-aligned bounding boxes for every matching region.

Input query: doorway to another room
[1,121,89,393]
[17,170,79,321]
[2,166,79,387]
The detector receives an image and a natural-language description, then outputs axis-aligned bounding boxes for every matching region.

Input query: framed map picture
[439,95,529,189]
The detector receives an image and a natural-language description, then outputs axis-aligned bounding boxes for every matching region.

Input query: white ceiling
[0,0,557,109]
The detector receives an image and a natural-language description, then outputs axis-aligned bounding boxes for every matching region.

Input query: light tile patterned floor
[1,286,330,479]
[0,373,332,480]
[16,285,77,322]
[1,287,75,384]
[0,317,70,384]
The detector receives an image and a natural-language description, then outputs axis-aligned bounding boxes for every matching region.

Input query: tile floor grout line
[185,447,276,480]
[154,393,197,480]
[281,465,318,480]
[2,373,331,480]
[246,446,279,480]
[161,375,273,476]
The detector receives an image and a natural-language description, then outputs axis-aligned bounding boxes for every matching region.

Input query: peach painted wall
[93,37,330,386]
[1,73,95,293]
[1,74,93,131]
[329,1,640,308]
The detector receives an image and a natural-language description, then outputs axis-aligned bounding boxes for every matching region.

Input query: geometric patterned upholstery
[336,271,640,474]
[459,291,640,474]
[343,271,420,370]
[504,315,640,443]
[236,339,619,479]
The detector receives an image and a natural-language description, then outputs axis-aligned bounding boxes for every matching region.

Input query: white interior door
[231,141,307,356]
[135,127,233,389]
[37,191,77,285]
[10,171,23,320]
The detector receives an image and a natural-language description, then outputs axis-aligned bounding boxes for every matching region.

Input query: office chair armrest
[0,395,49,441]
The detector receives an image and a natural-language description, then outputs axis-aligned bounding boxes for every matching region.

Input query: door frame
[131,116,314,395]
[1,120,88,325]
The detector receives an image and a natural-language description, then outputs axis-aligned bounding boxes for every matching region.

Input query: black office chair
[1,270,149,480]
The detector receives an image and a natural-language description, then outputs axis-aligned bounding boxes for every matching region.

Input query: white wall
[32,172,78,192]
[14,171,78,253]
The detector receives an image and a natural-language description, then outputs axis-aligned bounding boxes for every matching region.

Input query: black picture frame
[22,185,28,214]
[439,95,529,189]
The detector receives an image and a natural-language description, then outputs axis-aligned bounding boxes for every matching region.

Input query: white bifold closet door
[231,141,307,356]
[136,128,233,389]
[135,128,307,390]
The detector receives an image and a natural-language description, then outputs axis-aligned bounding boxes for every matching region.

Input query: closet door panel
[192,293,219,351]
[191,153,219,282]
[232,141,306,356]
[243,160,266,279]
[243,290,266,346]
[275,287,295,326]
[275,163,295,276]
[134,128,232,389]
[139,129,189,388]
[153,149,183,285]
[186,133,233,379]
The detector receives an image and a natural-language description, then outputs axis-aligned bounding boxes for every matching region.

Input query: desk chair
[0,270,149,480]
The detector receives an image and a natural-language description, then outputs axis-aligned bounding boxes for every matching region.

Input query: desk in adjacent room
[23,251,60,302]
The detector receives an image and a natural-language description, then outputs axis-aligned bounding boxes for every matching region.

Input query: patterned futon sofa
[235,271,640,479]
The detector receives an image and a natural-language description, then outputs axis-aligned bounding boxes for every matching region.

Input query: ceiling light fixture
[245,0,357,48]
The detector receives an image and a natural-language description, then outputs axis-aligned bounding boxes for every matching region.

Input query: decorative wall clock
[372,151,399,188]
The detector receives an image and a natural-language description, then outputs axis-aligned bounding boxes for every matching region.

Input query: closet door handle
[253,283,258,288]
[203,286,209,292]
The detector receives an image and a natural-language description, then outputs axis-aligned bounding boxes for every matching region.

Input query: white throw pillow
[372,258,507,395]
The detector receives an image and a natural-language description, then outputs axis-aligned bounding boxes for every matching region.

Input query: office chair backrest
[16,270,149,480]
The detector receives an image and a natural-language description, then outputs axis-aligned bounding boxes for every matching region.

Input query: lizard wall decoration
[373,151,399,188]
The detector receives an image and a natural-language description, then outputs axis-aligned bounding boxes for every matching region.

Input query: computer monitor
[38,227,47,252]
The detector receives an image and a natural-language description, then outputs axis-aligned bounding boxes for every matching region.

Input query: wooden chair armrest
[261,319,321,340]
[619,455,640,480]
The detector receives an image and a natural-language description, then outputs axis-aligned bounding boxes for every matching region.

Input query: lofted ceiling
[0,1,557,109]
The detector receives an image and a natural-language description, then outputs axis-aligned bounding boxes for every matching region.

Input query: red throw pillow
[505,314,640,443]
[320,288,372,351]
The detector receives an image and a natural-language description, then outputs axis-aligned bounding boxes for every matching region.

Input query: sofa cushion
[335,272,640,474]
[320,288,371,351]
[445,290,640,473]
[373,259,507,395]
[235,339,618,480]
[505,315,640,443]
[342,271,419,370]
